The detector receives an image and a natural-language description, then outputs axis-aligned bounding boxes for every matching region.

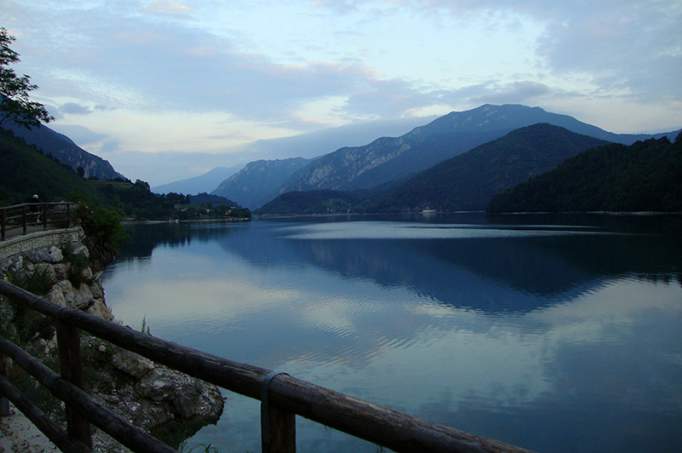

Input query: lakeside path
[0,404,57,453]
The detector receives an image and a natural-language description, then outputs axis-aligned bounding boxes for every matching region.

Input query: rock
[53,264,68,281]
[80,266,94,282]
[28,246,63,264]
[88,298,114,321]
[50,280,73,307]
[72,284,94,310]
[71,244,90,259]
[112,351,155,379]
[90,281,104,299]
[138,368,224,420]
[47,286,66,307]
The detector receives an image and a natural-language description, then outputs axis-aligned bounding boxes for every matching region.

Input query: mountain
[153,166,241,195]
[1,120,124,180]
[212,158,309,209]
[259,124,609,214]
[257,190,363,215]
[281,104,679,193]
[188,193,236,206]
[488,134,682,213]
[0,128,99,204]
[370,124,609,212]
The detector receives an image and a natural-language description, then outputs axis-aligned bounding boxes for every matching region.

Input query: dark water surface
[102,214,682,452]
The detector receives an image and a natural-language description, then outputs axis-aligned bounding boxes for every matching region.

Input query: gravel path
[0,404,57,453]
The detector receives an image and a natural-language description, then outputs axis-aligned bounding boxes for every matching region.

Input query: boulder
[29,246,63,264]
[71,244,90,259]
[80,266,94,282]
[53,263,69,281]
[112,350,155,379]
[138,368,224,420]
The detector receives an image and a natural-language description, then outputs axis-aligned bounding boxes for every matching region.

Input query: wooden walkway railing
[0,202,77,241]
[0,280,529,453]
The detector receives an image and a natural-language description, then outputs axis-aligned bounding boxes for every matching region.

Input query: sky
[2,0,682,184]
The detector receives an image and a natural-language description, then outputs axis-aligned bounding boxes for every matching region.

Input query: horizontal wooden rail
[0,202,76,241]
[0,375,90,453]
[0,337,175,453]
[0,202,78,210]
[0,280,528,453]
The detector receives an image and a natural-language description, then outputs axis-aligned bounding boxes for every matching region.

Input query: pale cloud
[1,0,681,181]
[60,102,92,115]
[144,0,192,16]
[58,108,297,153]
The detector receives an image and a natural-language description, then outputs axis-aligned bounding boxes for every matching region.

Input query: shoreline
[255,210,682,219]
[122,217,250,225]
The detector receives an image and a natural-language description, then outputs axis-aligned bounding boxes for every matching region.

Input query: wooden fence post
[42,205,48,230]
[22,206,27,235]
[1,209,5,241]
[66,203,72,228]
[0,353,9,417]
[262,404,296,453]
[56,322,92,448]
[261,373,295,453]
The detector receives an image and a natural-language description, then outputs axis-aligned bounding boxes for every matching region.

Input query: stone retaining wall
[0,228,83,262]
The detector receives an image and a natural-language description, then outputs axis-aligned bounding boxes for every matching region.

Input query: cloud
[60,102,92,115]
[4,0,681,161]
[144,0,192,16]
[0,1,577,126]
[52,124,107,144]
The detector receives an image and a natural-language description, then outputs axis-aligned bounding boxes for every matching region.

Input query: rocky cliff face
[213,157,309,209]
[2,121,124,180]
[0,231,223,451]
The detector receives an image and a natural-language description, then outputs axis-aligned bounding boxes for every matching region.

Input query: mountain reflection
[116,219,682,314]
[104,218,682,453]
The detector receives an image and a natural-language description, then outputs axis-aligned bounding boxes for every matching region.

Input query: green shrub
[7,266,53,296]
[77,203,126,251]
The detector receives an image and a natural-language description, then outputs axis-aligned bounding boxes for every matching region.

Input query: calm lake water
[102,214,682,452]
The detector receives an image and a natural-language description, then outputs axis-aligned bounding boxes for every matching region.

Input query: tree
[0,27,53,128]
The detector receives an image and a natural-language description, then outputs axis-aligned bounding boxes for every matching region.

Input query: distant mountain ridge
[370,123,609,212]
[280,104,678,194]
[213,158,309,209]
[2,119,124,180]
[258,124,610,214]
[153,166,241,194]
[488,134,682,213]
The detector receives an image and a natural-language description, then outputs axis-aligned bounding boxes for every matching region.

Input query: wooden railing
[0,202,77,241]
[0,280,528,453]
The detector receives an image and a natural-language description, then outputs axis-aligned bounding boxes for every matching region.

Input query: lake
[102,214,682,452]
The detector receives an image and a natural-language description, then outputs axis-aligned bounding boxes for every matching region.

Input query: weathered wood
[261,373,296,453]
[57,322,92,448]
[0,374,90,453]
[0,202,77,240]
[0,353,9,417]
[1,209,5,240]
[0,280,529,453]
[262,404,296,453]
[0,336,176,453]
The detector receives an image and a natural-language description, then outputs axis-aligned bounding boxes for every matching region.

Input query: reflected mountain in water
[118,219,682,314]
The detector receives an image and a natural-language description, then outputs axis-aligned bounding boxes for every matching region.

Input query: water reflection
[103,216,682,452]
